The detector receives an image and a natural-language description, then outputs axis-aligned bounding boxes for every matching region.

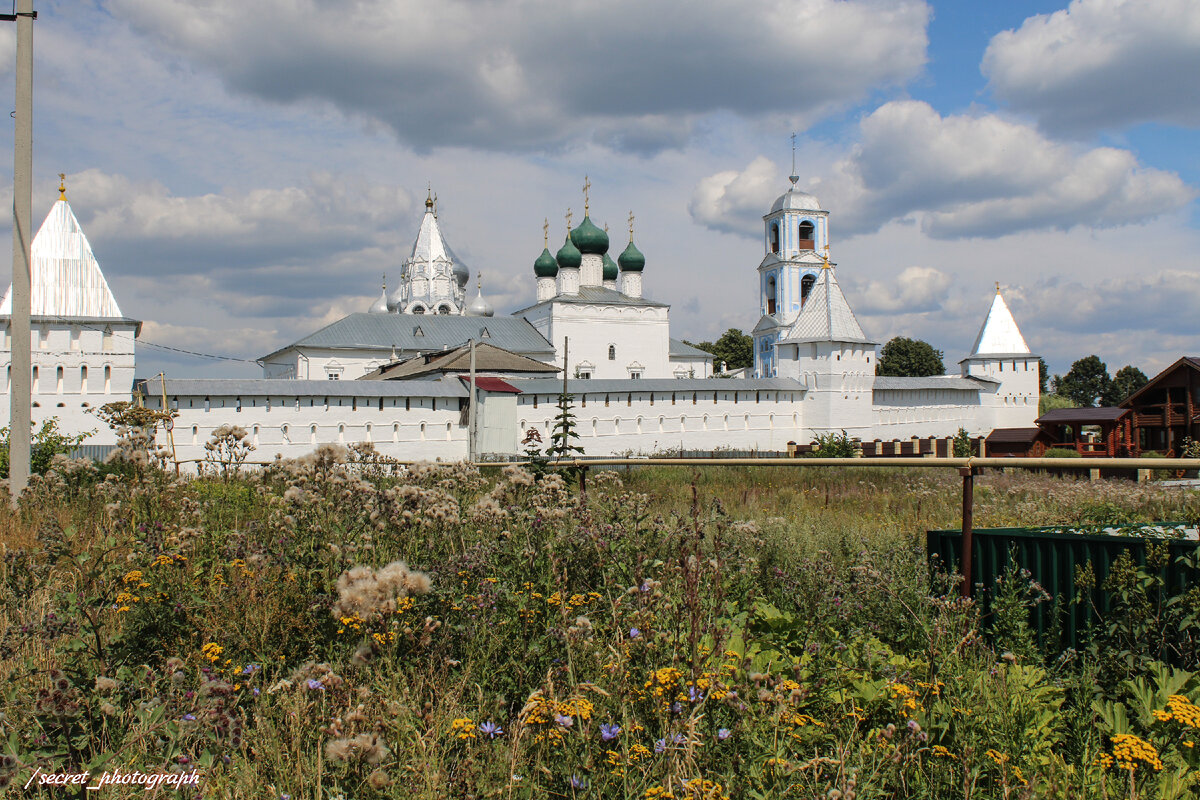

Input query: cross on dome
[627,210,635,241]
[582,175,591,215]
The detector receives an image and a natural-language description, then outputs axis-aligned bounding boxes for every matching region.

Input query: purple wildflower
[654,738,667,754]
[306,679,324,691]
[717,728,732,741]
[600,723,620,741]
[671,732,687,745]
[570,775,585,789]
[688,686,705,702]
[554,713,574,728]
[182,714,196,721]
[479,721,503,739]
[629,627,641,639]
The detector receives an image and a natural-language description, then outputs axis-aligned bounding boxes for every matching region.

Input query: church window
[608,345,616,361]
[798,221,814,249]
[31,366,38,391]
[310,425,318,444]
[436,304,451,315]
[338,424,345,442]
[629,370,642,380]
[766,275,777,315]
[769,223,780,254]
[365,423,372,441]
[393,423,400,441]
[801,274,816,303]
[56,366,63,393]
[328,373,340,380]
[412,305,426,315]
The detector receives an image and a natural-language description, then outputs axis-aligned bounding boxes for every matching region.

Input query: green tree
[685,328,753,372]
[1037,357,1049,395]
[875,337,944,377]
[1039,393,1074,416]
[0,418,93,478]
[1056,355,1111,407]
[1102,365,1149,406]
[546,391,584,464]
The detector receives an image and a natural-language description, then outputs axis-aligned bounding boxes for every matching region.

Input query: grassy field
[3,448,1200,799]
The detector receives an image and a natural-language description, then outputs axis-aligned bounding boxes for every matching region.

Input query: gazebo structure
[1034,407,1134,457]
[1121,357,1200,455]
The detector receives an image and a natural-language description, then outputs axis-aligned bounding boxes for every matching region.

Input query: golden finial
[382,274,387,292]
[565,207,573,231]
[425,184,433,210]
[628,210,635,242]
[543,218,549,247]
[995,281,1001,294]
[58,173,66,201]
[582,175,591,216]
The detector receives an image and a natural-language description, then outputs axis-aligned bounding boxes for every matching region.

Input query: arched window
[411,305,426,315]
[436,304,452,315]
[769,222,780,253]
[798,221,814,249]
[608,345,616,361]
[80,366,88,394]
[766,274,777,315]
[801,273,816,303]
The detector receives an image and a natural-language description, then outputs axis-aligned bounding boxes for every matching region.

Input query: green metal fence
[927,525,1200,650]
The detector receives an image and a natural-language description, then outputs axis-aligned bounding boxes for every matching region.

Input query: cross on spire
[543,218,549,247]
[582,175,591,215]
[58,172,66,200]
[565,207,573,231]
[789,133,799,187]
[627,210,635,241]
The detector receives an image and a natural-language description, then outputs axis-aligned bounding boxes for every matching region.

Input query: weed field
[3,448,1200,799]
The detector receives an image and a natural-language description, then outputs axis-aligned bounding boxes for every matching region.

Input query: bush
[804,430,857,458]
[1044,447,1082,458]
[0,417,93,478]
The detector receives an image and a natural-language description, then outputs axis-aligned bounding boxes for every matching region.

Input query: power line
[45,315,262,365]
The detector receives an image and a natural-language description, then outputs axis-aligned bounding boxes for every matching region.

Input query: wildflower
[717,728,731,741]
[600,723,621,741]
[654,738,667,754]
[201,642,223,663]
[451,718,476,740]
[688,686,705,703]
[671,732,687,745]
[182,714,197,721]
[1110,733,1163,772]
[932,745,955,759]
[306,679,325,691]
[570,775,586,789]
[554,713,574,729]
[479,721,503,739]
[629,627,641,639]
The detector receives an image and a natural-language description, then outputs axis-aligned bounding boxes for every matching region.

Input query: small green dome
[602,253,618,281]
[556,235,582,270]
[618,239,645,272]
[570,215,609,255]
[534,247,558,278]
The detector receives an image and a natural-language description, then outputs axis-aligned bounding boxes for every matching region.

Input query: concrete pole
[8,0,34,502]
[467,339,476,461]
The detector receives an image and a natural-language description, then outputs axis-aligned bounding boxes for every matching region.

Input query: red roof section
[460,376,523,394]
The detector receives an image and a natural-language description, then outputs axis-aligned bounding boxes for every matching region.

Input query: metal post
[8,0,34,503]
[959,466,975,598]
[467,338,476,462]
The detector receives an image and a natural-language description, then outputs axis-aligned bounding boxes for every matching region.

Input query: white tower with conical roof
[0,178,140,445]
[389,191,469,315]
[775,263,876,437]
[960,286,1039,430]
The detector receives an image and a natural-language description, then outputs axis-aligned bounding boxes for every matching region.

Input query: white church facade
[3,176,1039,465]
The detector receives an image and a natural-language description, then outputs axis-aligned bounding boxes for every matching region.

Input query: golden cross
[996,281,1001,294]
[565,207,573,231]
[543,218,549,246]
[582,175,591,215]
[627,210,635,240]
[58,173,66,200]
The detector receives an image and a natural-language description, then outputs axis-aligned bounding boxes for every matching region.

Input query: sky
[0,0,1196,380]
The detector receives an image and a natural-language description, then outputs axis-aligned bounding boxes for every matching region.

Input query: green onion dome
[570,215,609,255]
[556,234,582,270]
[617,239,645,272]
[602,253,618,281]
[534,247,558,278]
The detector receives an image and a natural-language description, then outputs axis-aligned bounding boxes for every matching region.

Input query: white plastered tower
[774,263,876,439]
[0,180,139,445]
[959,287,1040,431]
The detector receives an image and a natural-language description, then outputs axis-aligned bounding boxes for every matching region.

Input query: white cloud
[853,266,952,314]
[108,0,930,153]
[983,0,1200,134]
[690,101,1194,239]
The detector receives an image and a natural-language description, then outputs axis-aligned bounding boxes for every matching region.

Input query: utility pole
[467,338,476,461]
[7,0,35,502]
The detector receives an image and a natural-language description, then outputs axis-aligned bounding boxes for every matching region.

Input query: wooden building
[1034,407,1134,457]
[1121,357,1200,455]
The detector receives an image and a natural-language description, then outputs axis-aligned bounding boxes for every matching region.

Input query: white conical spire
[782,264,872,343]
[1,192,123,317]
[969,287,1030,356]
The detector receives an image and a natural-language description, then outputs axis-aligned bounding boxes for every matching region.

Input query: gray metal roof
[140,378,468,399]
[513,286,668,314]
[780,268,875,345]
[668,338,714,359]
[873,376,991,391]
[511,377,806,394]
[261,313,555,361]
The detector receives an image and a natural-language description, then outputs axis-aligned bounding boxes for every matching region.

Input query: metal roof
[1,197,124,318]
[873,376,991,391]
[261,313,556,361]
[1037,407,1129,424]
[781,267,875,345]
[513,286,668,314]
[668,338,714,359]
[362,341,560,380]
[141,378,467,398]
[768,187,823,213]
[968,291,1032,357]
[510,377,806,394]
[986,427,1045,443]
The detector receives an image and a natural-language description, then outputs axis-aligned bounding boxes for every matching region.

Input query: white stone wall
[0,319,138,446]
[668,356,713,379]
[777,341,874,438]
[522,303,671,381]
[262,349,396,381]
[871,388,982,437]
[960,357,1040,432]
